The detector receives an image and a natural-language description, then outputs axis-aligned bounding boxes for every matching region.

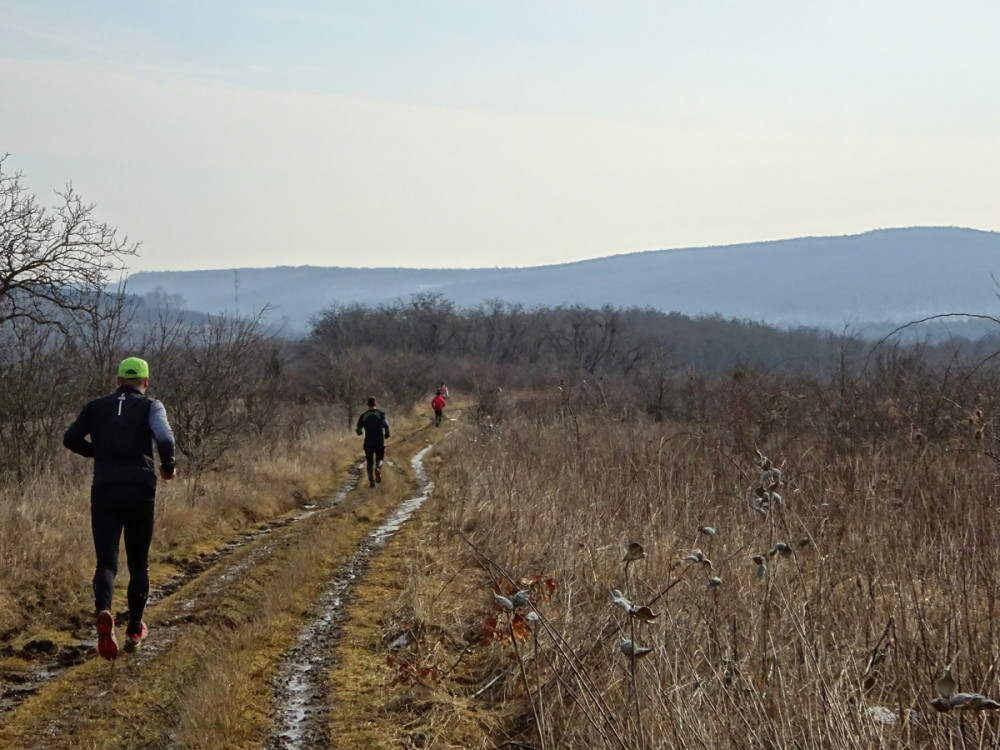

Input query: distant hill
[124,227,1000,337]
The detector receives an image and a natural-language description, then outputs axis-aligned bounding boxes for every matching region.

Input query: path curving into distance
[268,446,435,749]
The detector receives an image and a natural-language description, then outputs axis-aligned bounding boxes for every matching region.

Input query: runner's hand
[160,467,177,480]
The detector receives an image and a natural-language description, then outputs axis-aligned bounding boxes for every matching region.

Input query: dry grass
[0,404,429,749]
[382,386,1000,748]
[157,417,428,749]
[0,414,353,654]
[332,464,517,749]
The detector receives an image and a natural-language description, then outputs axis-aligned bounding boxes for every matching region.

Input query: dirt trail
[0,466,361,723]
[0,427,446,748]
[268,446,434,748]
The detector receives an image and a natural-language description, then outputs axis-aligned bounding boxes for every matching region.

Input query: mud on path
[0,478,354,721]
[0,427,447,749]
[267,446,435,749]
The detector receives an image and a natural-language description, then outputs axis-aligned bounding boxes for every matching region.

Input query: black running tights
[91,484,155,634]
[364,443,385,481]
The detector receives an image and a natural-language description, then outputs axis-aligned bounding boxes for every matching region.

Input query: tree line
[4,154,1000,482]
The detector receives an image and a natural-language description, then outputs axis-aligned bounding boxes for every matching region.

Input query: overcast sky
[2,1,998,273]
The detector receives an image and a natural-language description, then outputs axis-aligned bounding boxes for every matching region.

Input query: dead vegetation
[4,364,1000,748]
[371,377,1000,749]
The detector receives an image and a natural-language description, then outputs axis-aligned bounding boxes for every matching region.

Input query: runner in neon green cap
[63,356,176,659]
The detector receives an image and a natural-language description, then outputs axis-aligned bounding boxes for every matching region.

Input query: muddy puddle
[268,446,435,749]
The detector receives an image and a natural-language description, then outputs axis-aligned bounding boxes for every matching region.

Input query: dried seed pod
[620,638,654,659]
[683,549,713,568]
[623,542,647,562]
[511,588,531,608]
[949,693,1000,711]
[610,589,633,613]
[936,667,957,700]
[770,542,792,557]
[760,468,781,487]
[632,606,659,623]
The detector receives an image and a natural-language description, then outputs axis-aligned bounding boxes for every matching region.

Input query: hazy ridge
[126,227,1000,336]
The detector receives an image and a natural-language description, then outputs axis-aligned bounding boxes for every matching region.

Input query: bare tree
[144,309,283,485]
[298,342,368,428]
[62,278,142,398]
[0,154,138,327]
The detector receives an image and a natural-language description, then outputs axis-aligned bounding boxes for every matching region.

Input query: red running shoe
[124,622,148,653]
[96,610,118,661]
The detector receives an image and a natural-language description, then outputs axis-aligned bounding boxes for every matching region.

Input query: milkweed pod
[632,606,658,622]
[620,638,654,658]
[930,697,952,712]
[610,589,633,612]
[936,667,957,699]
[623,542,647,562]
[511,588,532,607]
[950,693,1000,710]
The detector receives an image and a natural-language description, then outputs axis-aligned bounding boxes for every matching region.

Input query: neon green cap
[118,357,149,379]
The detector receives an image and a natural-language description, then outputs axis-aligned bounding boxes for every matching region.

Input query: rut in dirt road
[0,463,366,733]
[268,445,436,749]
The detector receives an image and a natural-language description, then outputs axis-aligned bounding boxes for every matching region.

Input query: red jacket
[431,395,446,411]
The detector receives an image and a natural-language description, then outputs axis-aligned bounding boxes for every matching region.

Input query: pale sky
[2,1,998,273]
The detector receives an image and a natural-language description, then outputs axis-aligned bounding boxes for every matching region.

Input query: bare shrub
[141,310,284,483]
[0,320,85,479]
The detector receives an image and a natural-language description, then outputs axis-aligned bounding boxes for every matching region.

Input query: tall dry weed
[427,381,1000,747]
[0,474,92,633]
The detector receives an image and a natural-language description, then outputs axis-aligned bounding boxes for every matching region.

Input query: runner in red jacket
[431,393,446,427]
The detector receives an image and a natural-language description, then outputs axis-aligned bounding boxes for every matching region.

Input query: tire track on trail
[268,445,436,749]
[0,460,366,729]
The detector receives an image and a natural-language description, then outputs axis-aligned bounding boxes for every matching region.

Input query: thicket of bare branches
[304,294,1000,428]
